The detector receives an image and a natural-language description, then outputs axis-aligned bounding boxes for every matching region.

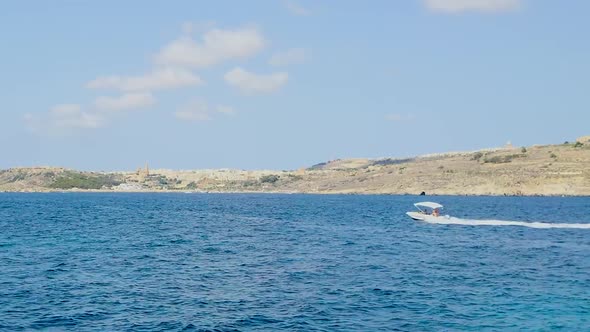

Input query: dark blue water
[1,193,589,331]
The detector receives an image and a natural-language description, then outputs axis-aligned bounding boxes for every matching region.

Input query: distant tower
[145,162,149,177]
[505,141,514,149]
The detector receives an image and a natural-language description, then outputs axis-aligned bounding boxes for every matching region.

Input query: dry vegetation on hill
[2,140,589,196]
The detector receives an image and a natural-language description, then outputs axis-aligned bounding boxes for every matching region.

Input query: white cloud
[27,94,154,134]
[175,100,212,122]
[86,68,202,92]
[52,111,103,129]
[29,24,279,134]
[224,67,288,94]
[26,104,104,132]
[269,48,307,66]
[49,104,103,128]
[155,26,266,68]
[424,0,521,13]
[216,105,236,115]
[283,0,311,16]
[94,93,156,112]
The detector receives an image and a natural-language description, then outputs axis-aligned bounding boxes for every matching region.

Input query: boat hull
[406,212,426,220]
[406,212,451,222]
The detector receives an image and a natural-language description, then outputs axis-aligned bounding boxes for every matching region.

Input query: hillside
[1,139,589,196]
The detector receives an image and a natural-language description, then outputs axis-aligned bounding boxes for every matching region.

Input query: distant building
[136,163,150,177]
[295,167,306,175]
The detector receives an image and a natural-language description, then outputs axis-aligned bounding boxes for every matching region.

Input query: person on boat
[432,208,440,217]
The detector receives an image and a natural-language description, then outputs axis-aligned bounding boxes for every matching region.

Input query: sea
[0,193,589,331]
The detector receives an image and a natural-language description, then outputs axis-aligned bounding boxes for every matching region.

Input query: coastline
[1,188,588,197]
[2,140,589,197]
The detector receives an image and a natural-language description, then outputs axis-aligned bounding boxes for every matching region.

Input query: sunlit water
[1,193,589,331]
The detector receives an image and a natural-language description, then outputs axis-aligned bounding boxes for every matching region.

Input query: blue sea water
[0,193,589,331]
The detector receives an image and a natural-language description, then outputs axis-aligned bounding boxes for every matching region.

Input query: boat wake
[424,217,590,229]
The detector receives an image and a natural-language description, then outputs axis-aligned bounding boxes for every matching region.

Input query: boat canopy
[414,202,443,210]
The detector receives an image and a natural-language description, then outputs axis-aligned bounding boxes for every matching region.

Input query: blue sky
[1,0,589,171]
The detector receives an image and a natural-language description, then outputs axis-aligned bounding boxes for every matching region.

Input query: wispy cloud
[180,21,217,35]
[25,104,104,132]
[385,113,415,122]
[283,0,311,16]
[86,68,202,92]
[224,67,288,94]
[216,105,236,115]
[168,98,238,124]
[175,100,236,122]
[423,0,522,13]
[94,93,156,112]
[26,93,155,133]
[155,26,266,68]
[269,48,307,66]
[28,23,295,134]
[49,104,103,128]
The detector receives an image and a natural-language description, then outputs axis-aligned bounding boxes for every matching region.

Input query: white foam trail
[424,217,590,229]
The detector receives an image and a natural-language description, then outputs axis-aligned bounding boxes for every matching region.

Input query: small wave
[424,217,590,229]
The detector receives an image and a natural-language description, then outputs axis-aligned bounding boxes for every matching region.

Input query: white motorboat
[406,201,450,221]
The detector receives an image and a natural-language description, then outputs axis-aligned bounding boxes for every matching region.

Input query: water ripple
[0,193,589,330]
